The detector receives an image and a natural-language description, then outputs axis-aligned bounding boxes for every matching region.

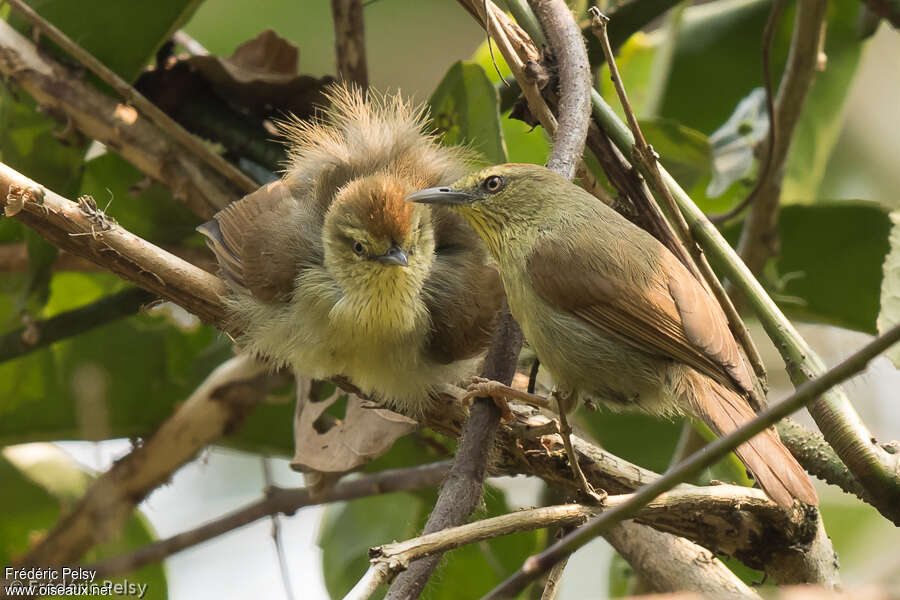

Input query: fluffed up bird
[198,86,503,413]
[409,163,817,507]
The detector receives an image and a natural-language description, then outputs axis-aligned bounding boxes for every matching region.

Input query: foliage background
[1,0,899,598]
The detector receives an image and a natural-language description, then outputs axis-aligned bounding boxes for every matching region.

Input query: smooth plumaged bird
[409,163,817,507]
[198,86,503,412]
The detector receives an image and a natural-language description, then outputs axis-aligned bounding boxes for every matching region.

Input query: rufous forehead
[339,175,416,241]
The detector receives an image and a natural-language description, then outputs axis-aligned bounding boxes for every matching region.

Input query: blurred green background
[1,0,899,598]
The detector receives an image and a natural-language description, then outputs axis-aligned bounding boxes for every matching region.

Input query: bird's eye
[483,175,504,193]
[352,241,365,255]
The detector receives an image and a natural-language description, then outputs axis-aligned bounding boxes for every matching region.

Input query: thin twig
[708,0,786,225]
[0,288,155,364]
[87,461,452,578]
[262,457,295,600]
[539,555,568,600]
[736,0,828,274]
[331,0,368,89]
[5,0,257,196]
[484,324,900,598]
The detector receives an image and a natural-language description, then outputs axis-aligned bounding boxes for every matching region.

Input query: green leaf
[774,202,892,333]
[13,0,203,82]
[1,443,166,598]
[579,411,684,474]
[429,61,508,164]
[319,491,425,599]
[877,211,900,367]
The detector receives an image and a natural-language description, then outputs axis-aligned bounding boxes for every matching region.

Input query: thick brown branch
[331,0,368,89]
[0,243,216,274]
[0,163,228,326]
[0,18,243,218]
[363,487,813,598]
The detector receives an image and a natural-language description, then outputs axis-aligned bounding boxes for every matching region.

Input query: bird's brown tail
[683,371,818,507]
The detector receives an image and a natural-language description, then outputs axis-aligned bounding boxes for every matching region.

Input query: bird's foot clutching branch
[461,377,606,505]
[461,376,553,421]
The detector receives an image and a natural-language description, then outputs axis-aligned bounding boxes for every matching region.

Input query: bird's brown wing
[527,229,751,392]
[423,208,504,364]
[198,180,317,303]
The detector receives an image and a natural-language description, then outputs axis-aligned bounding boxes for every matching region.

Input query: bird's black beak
[406,186,477,206]
[376,245,409,267]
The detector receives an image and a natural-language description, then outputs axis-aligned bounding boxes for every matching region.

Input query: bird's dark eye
[352,241,365,255]
[483,175,504,193]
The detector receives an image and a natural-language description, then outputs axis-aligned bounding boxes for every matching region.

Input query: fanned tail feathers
[686,371,818,507]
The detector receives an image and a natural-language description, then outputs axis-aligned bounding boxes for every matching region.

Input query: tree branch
[603,522,758,599]
[16,355,279,567]
[485,326,900,597]
[736,0,828,274]
[331,0,368,89]
[361,485,815,599]
[5,0,257,199]
[0,18,242,218]
[86,461,452,578]
[527,0,592,180]
[0,243,216,274]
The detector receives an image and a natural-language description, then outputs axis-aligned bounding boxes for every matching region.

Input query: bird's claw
[461,376,516,422]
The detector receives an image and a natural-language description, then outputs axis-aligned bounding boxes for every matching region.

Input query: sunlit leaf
[429,61,508,164]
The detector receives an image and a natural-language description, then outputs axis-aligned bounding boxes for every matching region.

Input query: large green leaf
[1,444,166,598]
[12,0,203,82]
[774,202,891,333]
[429,61,508,164]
